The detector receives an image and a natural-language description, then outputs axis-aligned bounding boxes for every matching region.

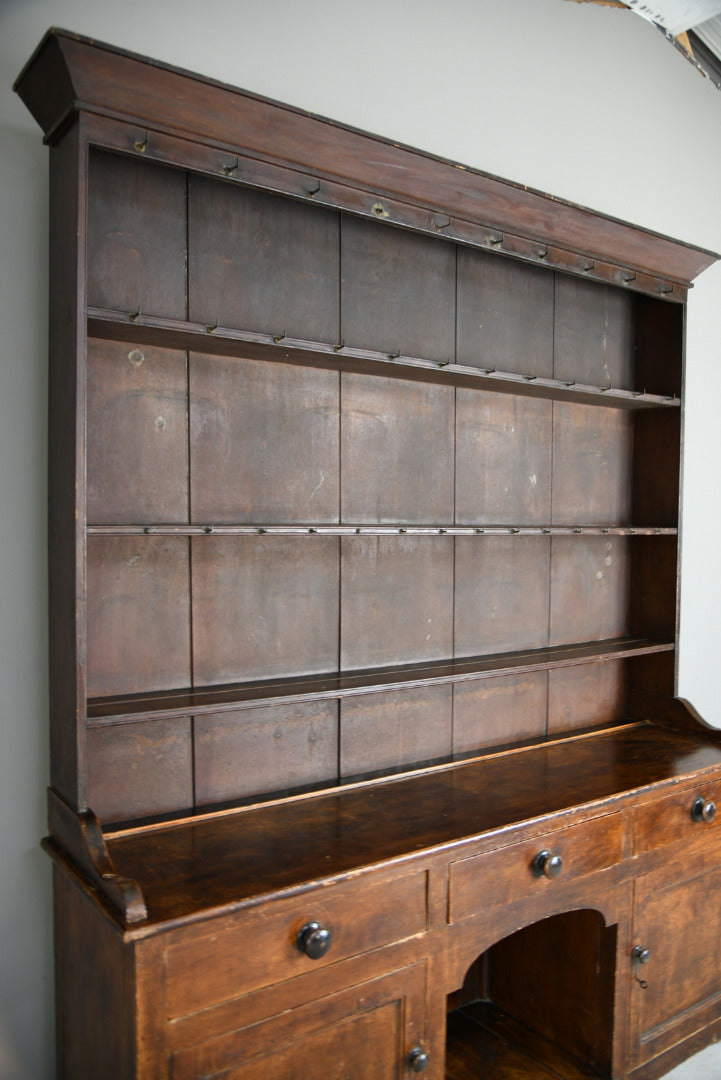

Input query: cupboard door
[171,964,428,1080]
[631,859,721,1067]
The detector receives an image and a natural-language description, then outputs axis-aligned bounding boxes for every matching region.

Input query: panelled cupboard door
[170,964,428,1080]
[631,859,721,1068]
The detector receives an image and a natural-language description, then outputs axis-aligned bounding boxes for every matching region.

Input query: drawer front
[449,813,623,923]
[165,868,428,1017]
[634,780,721,855]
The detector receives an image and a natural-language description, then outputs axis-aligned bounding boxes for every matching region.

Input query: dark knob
[533,849,563,879]
[691,797,717,824]
[632,945,651,965]
[297,921,332,960]
[408,1047,430,1073]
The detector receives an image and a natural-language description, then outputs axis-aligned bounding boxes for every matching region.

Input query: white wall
[1,1,720,1075]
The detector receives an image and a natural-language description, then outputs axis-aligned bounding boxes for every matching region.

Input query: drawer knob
[632,945,651,965]
[691,797,717,824]
[408,1047,430,1073]
[533,849,563,879]
[297,921,332,960]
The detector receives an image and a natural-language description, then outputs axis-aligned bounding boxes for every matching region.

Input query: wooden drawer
[633,780,721,855]
[449,813,623,923]
[164,868,428,1017]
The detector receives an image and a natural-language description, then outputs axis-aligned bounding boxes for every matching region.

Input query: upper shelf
[16,29,718,298]
[88,309,681,409]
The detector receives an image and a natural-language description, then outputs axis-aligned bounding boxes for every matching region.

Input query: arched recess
[446,908,617,1079]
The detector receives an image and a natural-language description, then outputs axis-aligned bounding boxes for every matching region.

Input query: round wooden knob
[691,797,717,824]
[408,1047,430,1073]
[632,945,651,965]
[297,921,332,960]
[533,849,563,878]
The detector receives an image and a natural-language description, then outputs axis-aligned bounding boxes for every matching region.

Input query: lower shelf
[446,1002,605,1080]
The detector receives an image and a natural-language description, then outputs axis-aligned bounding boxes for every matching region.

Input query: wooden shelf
[87,309,681,409]
[86,637,674,726]
[86,523,678,537]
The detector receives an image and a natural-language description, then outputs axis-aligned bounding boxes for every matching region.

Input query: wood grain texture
[549,536,629,646]
[341,215,456,363]
[190,353,340,524]
[188,177,340,341]
[454,536,551,656]
[191,535,339,684]
[551,403,633,526]
[194,700,338,805]
[87,149,186,318]
[339,684,453,777]
[456,248,554,376]
[86,717,193,823]
[455,391,552,525]
[341,373,454,524]
[86,338,189,524]
[547,660,627,734]
[340,536,454,670]
[86,536,191,697]
[452,671,548,753]
[553,276,634,389]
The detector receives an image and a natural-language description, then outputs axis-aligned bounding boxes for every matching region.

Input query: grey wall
[1,1,720,1076]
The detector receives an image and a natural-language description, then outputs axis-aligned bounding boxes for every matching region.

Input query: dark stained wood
[191,535,339,684]
[454,536,550,656]
[15,31,717,288]
[629,536,678,642]
[635,294,684,398]
[188,178,340,341]
[85,637,672,726]
[452,671,548,753]
[551,403,633,526]
[340,536,454,670]
[339,684,453,777]
[85,536,191,697]
[189,353,340,524]
[194,701,338,805]
[456,248,554,376]
[87,148,186,318]
[553,276,635,389]
[86,718,193,823]
[102,726,721,926]
[632,408,681,527]
[86,338,189,524]
[340,373,455,524]
[87,306,683,409]
[47,120,86,806]
[549,536,629,646]
[455,391,552,525]
[547,661,627,734]
[340,215,456,364]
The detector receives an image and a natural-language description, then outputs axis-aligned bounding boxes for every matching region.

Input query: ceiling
[567,1,721,86]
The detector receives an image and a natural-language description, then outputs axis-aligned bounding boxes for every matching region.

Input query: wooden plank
[452,671,548,753]
[86,339,189,524]
[191,535,339,684]
[340,373,454,524]
[551,403,633,526]
[189,353,340,524]
[86,638,672,725]
[549,536,629,647]
[455,392,552,525]
[86,718,193,823]
[339,684,452,777]
[86,536,191,698]
[454,536,551,656]
[340,536,454,670]
[456,248,554,376]
[194,701,338,806]
[87,148,186,318]
[340,215,456,364]
[547,661,627,734]
[188,177,339,341]
[553,276,634,389]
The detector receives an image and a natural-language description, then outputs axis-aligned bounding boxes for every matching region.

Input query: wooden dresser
[15,29,721,1080]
